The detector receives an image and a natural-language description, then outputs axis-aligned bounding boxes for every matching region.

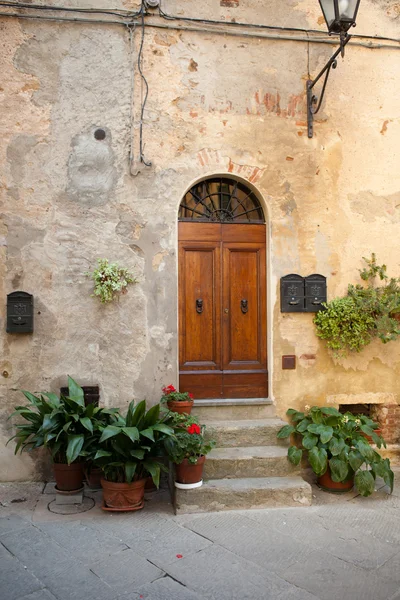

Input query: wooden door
[179,222,267,399]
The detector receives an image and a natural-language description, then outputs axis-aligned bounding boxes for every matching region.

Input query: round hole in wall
[94,129,106,141]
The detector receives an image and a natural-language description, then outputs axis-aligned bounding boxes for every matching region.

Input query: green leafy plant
[160,384,193,403]
[314,254,400,357]
[8,377,119,465]
[164,412,215,465]
[85,258,138,303]
[278,406,394,497]
[93,400,174,487]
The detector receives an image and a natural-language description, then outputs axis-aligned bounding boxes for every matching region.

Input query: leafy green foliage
[94,399,174,486]
[85,258,138,304]
[160,384,193,404]
[277,406,394,497]
[314,254,400,357]
[163,412,216,465]
[8,377,116,465]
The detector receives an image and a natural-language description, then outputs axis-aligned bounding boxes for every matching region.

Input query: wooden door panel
[223,372,268,399]
[179,240,221,370]
[222,243,266,371]
[180,372,223,399]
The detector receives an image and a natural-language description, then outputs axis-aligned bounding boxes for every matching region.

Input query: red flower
[162,384,176,395]
[188,393,194,399]
[187,424,201,435]
[176,554,183,559]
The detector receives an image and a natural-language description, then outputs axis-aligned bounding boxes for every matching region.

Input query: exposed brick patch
[220,0,239,7]
[371,403,400,445]
[247,91,305,119]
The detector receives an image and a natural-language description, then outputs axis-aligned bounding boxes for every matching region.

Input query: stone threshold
[194,398,274,407]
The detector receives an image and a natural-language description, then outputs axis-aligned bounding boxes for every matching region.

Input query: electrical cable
[0,1,140,19]
[137,4,152,167]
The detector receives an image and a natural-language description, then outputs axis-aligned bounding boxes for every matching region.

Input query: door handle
[241,299,248,314]
[196,298,203,314]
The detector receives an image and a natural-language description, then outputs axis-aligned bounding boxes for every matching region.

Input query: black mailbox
[305,274,327,312]
[280,274,305,312]
[7,291,34,333]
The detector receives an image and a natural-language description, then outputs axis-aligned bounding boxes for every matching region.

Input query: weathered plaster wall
[0,0,399,479]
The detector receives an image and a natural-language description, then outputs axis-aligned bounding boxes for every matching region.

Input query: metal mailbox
[280,274,305,312]
[7,291,34,333]
[305,274,327,312]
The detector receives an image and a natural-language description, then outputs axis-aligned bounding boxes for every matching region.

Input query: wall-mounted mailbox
[280,274,305,312]
[7,291,34,333]
[305,274,327,312]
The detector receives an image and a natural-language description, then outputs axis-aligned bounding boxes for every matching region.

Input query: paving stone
[0,515,31,536]
[280,549,399,600]
[182,512,315,576]
[1,525,77,582]
[163,544,296,600]
[43,564,114,600]
[135,576,207,600]
[15,590,57,600]
[90,548,163,594]
[36,520,128,565]
[122,519,212,566]
[91,511,170,541]
[375,549,400,583]
[0,541,44,600]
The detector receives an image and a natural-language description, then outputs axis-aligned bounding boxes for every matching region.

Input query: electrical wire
[158,0,400,45]
[0,1,140,18]
[137,4,152,167]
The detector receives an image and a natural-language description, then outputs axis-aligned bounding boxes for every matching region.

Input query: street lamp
[307,0,362,137]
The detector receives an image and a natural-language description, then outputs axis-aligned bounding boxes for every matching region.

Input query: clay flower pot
[175,455,205,488]
[53,462,84,492]
[101,478,146,511]
[361,429,382,444]
[317,466,354,494]
[84,465,103,489]
[167,400,193,415]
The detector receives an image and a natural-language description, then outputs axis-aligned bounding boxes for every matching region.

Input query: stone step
[203,419,289,447]
[204,446,298,479]
[174,476,312,514]
[193,398,275,421]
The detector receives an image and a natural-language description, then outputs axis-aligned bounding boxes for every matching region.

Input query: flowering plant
[161,384,194,404]
[164,413,215,465]
[277,405,394,497]
[85,258,138,304]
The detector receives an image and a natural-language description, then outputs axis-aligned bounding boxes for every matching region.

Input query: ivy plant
[86,258,138,303]
[278,406,394,497]
[314,254,400,357]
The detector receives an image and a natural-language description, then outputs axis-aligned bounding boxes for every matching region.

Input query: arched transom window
[178,177,265,223]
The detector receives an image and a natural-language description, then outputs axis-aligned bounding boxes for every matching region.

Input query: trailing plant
[160,384,193,404]
[164,412,215,465]
[277,405,394,497]
[85,258,138,303]
[8,377,119,465]
[93,400,174,487]
[314,254,400,357]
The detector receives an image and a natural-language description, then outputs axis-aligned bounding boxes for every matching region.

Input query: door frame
[175,172,273,400]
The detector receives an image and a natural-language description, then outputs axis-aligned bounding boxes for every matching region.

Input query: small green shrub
[314,254,400,357]
[86,258,138,303]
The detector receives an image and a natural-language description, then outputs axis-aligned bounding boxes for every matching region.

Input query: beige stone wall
[0,0,399,479]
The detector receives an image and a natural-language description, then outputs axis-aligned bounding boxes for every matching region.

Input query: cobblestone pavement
[1,472,400,600]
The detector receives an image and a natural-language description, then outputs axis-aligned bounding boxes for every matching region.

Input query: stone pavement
[1,472,400,600]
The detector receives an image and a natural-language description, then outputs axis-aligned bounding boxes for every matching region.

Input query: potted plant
[93,399,174,511]
[164,413,215,489]
[8,377,116,491]
[161,384,194,414]
[277,405,394,496]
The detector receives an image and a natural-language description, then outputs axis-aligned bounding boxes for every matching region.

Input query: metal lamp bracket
[307,33,351,138]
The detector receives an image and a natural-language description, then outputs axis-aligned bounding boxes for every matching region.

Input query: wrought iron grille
[178,177,265,223]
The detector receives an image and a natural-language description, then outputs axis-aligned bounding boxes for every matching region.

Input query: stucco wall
[1,0,399,480]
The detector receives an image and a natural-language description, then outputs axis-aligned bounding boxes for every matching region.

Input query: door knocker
[196,298,203,314]
[241,299,248,314]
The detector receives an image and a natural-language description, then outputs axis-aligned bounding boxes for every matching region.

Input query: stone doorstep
[204,446,299,479]
[203,418,289,447]
[192,400,276,421]
[174,476,312,514]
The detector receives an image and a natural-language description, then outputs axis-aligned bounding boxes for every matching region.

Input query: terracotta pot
[53,462,84,491]
[145,476,157,491]
[361,429,382,444]
[175,455,205,484]
[84,465,103,489]
[317,466,354,494]
[101,478,146,510]
[167,400,193,415]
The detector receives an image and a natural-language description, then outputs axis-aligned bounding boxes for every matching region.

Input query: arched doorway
[178,177,267,399]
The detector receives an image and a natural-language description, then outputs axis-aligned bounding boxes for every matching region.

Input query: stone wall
[0,0,399,479]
